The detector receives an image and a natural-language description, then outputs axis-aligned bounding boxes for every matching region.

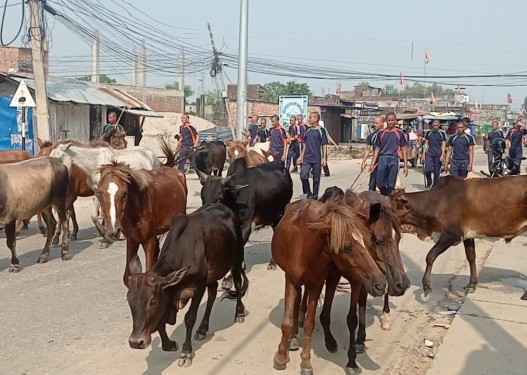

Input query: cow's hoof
[178,353,193,368]
[61,253,72,261]
[423,285,432,297]
[194,331,206,341]
[22,224,29,230]
[289,337,300,351]
[99,241,111,249]
[325,337,338,353]
[355,344,365,354]
[37,255,49,264]
[267,263,277,271]
[235,314,245,324]
[346,367,362,375]
[52,238,60,246]
[162,340,178,352]
[70,233,78,241]
[464,285,476,294]
[8,264,20,272]
[300,367,313,375]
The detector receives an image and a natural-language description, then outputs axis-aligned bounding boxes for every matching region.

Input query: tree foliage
[164,82,194,98]
[261,81,311,102]
[76,74,117,85]
[383,82,455,96]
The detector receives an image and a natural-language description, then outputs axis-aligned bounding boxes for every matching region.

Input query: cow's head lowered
[196,169,247,205]
[127,256,190,350]
[389,189,437,241]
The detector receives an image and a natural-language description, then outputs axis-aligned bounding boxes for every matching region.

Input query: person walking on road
[423,119,447,188]
[176,114,199,171]
[257,117,270,142]
[371,112,408,196]
[506,121,526,170]
[361,115,384,191]
[245,115,260,146]
[269,115,288,165]
[286,115,301,172]
[297,112,328,200]
[486,120,505,172]
[445,120,474,177]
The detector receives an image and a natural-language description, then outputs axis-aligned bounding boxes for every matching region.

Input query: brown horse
[99,127,128,149]
[96,162,188,286]
[225,140,267,166]
[272,199,386,375]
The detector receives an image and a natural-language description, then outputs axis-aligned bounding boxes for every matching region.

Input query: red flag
[399,72,405,87]
[508,93,513,103]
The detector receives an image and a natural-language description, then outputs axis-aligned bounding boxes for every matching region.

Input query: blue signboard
[0,96,34,154]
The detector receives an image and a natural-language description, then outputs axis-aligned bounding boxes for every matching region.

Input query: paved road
[0,148,514,375]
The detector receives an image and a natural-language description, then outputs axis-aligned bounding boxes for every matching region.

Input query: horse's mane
[98,161,151,190]
[50,138,110,149]
[353,189,401,237]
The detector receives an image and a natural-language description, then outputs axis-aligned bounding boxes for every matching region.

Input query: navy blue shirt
[506,128,525,148]
[298,123,308,142]
[257,128,269,142]
[102,123,125,134]
[269,127,287,150]
[447,133,475,160]
[288,124,301,144]
[375,128,408,157]
[488,130,504,143]
[303,126,329,164]
[425,129,447,157]
[366,130,379,150]
[179,124,198,147]
[248,123,259,141]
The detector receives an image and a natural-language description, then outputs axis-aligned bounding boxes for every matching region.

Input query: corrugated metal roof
[98,87,154,111]
[122,108,163,118]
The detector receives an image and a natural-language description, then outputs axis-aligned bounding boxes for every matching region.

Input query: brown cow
[390,175,527,297]
[225,140,267,166]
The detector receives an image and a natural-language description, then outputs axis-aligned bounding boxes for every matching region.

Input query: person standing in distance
[176,114,199,171]
[269,115,288,165]
[257,117,270,142]
[486,120,504,171]
[422,119,447,188]
[247,115,260,146]
[297,112,328,200]
[102,111,125,134]
[361,116,384,191]
[445,120,474,177]
[371,112,408,196]
[286,115,301,172]
[506,120,526,169]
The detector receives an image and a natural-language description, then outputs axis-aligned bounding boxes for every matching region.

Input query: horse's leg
[298,287,308,329]
[68,194,79,240]
[422,232,460,296]
[463,239,478,293]
[52,207,61,246]
[273,277,298,370]
[178,284,206,368]
[37,211,46,236]
[6,221,20,272]
[380,294,392,331]
[345,281,363,375]
[195,281,218,340]
[123,240,140,287]
[37,208,56,264]
[55,204,71,261]
[289,285,302,351]
[22,219,29,230]
[355,286,368,353]
[300,283,324,375]
[15,220,23,235]
[91,197,107,241]
[267,220,281,270]
[319,270,340,353]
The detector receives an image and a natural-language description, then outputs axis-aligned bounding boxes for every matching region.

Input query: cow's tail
[223,261,249,300]
[159,137,178,167]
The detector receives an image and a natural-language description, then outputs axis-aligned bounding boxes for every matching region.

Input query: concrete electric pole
[28,0,51,142]
[236,0,249,140]
[91,36,100,83]
[137,40,146,87]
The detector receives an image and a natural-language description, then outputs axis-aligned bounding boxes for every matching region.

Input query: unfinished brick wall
[115,85,185,113]
[0,46,48,73]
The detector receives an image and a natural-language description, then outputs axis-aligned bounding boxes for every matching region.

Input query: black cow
[189,140,226,176]
[196,158,293,270]
[127,203,248,367]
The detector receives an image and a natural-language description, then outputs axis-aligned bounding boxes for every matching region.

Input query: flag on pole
[399,72,406,87]
[424,52,430,64]
[508,93,513,103]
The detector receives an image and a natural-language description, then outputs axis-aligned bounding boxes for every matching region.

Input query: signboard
[9,79,36,108]
[279,95,308,130]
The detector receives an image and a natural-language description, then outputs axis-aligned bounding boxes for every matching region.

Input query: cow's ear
[306,221,332,233]
[241,140,249,147]
[368,203,382,223]
[162,266,191,289]
[195,169,209,185]
[221,174,235,186]
[129,256,143,275]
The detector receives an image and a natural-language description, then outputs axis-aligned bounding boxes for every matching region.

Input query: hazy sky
[3,0,527,107]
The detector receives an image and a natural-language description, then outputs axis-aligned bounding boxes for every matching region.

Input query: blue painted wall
[0,96,34,154]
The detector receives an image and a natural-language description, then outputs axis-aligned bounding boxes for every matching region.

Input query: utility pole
[29,0,51,142]
[137,40,146,87]
[91,35,100,83]
[179,50,185,112]
[236,0,249,140]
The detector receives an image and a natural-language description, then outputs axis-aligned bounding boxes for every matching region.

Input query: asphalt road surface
[0,148,498,375]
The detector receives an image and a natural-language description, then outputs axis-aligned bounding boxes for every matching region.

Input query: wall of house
[50,103,91,142]
[114,85,184,113]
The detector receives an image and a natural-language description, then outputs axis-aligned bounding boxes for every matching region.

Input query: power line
[0,0,24,46]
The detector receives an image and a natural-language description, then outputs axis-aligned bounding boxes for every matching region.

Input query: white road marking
[107,182,119,230]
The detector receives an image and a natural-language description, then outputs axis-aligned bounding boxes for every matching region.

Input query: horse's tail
[159,137,178,167]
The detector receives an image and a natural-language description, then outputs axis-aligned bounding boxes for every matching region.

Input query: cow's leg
[22,219,29,230]
[267,220,282,271]
[463,239,478,293]
[231,250,248,323]
[422,232,460,296]
[298,287,308,328]
[37,208,56,264]
[380,294,392,331]
[55,204,71,261]
[123,240,140,287]
[52,208,61,246]
[144,237,159,273]
[319,271,340,353]
[158,321,178,351]
[178,284,206,368]
[299,283,324,375]
[6,221,20,272]
[68,195,79,240]
[195,281,218,340]
[273,277,298,370]
[345,281,363,375]
[355,286,368,353]
[15,220,23,235]
[37,211,46,236]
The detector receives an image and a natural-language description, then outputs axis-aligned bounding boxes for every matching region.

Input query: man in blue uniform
[297,112,328,200]
[176,114,199,171]
[371,112,408,196]
[361,115,384,191]
[102,111,125,134]
[506,121,526,170]
[257,117,270,142]
[246,115,260,146]
[486,120,504,171]
[269,115,288,165]
[422,119,447,188]
[286,115,301,172]
[445,120,474,177]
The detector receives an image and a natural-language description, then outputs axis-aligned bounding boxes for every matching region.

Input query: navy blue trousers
[300,162,322,199]
[510,146,523,164]
[450,158,469,177]
[368,167,378,191]
[271,147,285,167]
[177,146,192,171]
[424,154,441,187]
[376,155,399,196]
[286,143,300,171]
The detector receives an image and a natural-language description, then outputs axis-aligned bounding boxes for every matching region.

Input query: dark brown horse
[37,133,128,241]
[0,157,70,272]
[272,199,386,375]
[96,162,188,286]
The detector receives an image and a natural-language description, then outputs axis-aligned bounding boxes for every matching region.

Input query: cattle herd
[1,136,526,375]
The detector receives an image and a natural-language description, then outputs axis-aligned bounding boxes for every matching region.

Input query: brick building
[0,46,48,74]
[105,85,184,113]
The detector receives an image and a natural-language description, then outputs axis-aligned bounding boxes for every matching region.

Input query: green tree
[76,74,117,84]
[204,90,219,106]
[261,81,311,102]
[523,96,527,109]
[165,82,194,99]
